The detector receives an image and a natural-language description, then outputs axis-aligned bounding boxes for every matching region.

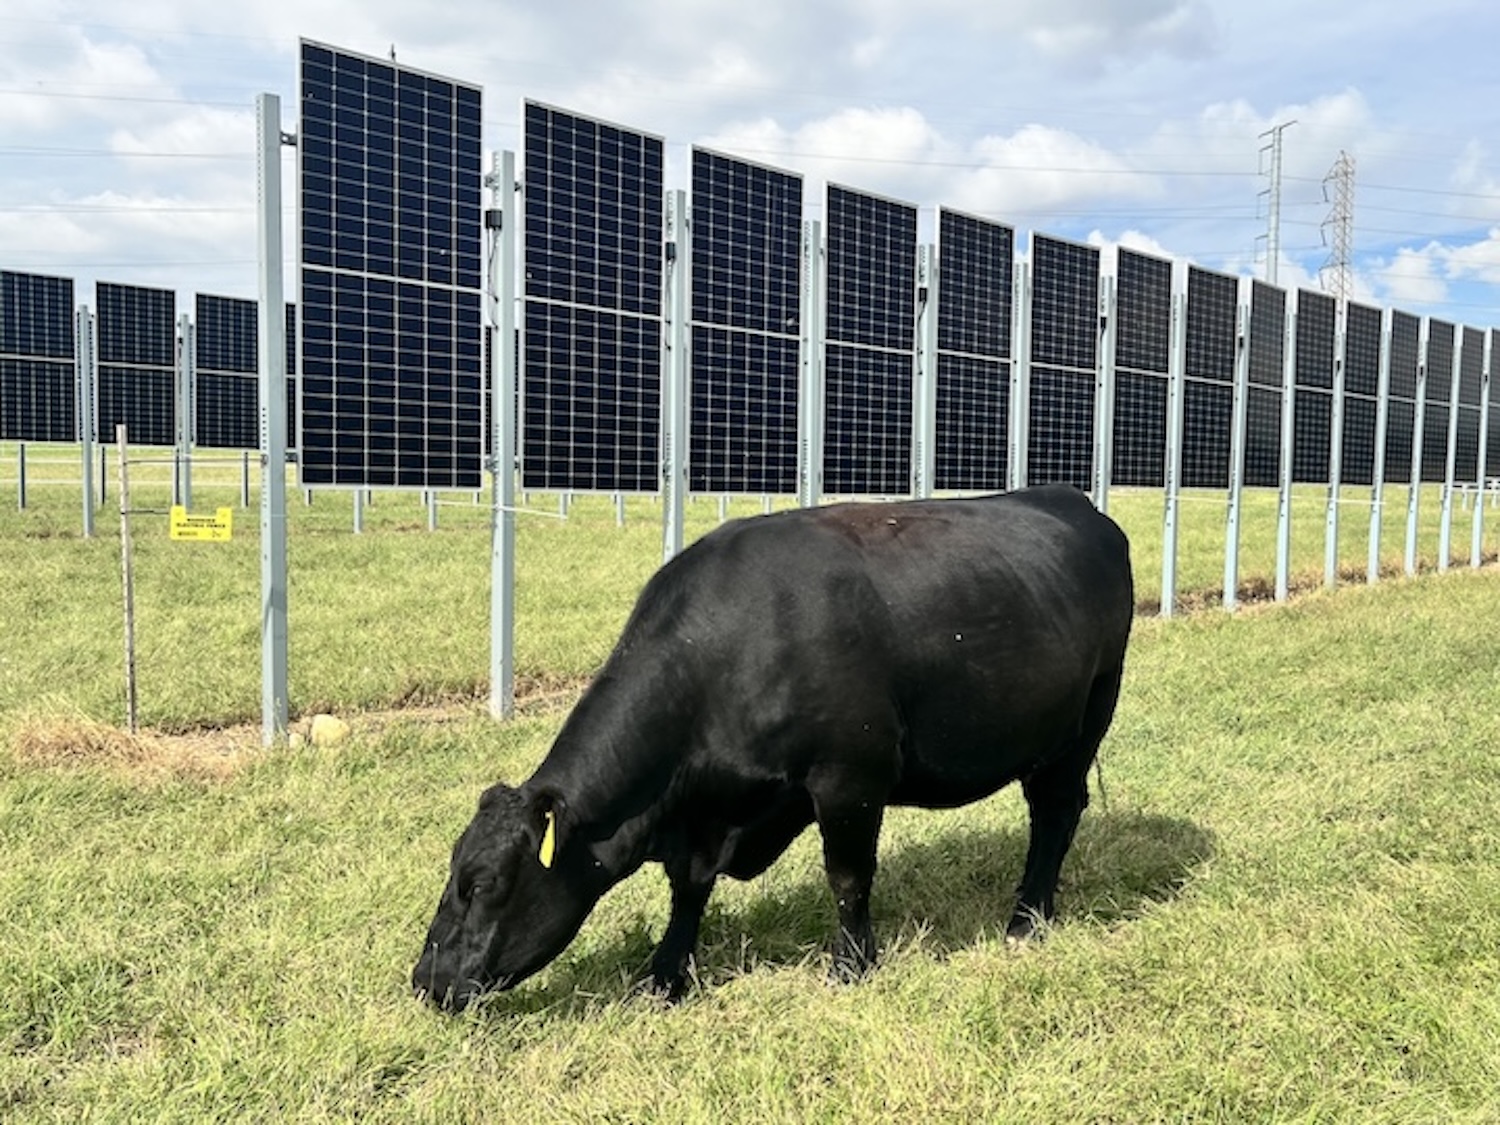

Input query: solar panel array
[1421,320,1455,483]
[688,149,803,494]
[522,101,664,492]
[1029,234,1099,490]
[822,184,917,495]
[934,209,1013,491]
[1110,249,1173,488]
[1244,280,1286,488]
[1,270,76,442]
[96,280,176,446]
[1181,266,1237,488]
[298,40,485,489]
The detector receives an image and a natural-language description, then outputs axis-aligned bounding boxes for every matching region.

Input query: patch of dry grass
[6,706,257,783]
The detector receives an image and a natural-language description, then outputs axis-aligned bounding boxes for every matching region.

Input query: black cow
[413,484,1133,1010]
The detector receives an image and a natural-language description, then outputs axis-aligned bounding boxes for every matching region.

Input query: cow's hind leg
[1009,664,1124,942]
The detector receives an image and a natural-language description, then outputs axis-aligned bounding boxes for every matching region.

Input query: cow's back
[621,485,1131,812]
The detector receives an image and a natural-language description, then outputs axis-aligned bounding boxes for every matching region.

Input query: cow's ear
[527,791,567,869]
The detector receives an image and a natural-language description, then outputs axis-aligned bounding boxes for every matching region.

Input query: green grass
[3,444,1500,1121]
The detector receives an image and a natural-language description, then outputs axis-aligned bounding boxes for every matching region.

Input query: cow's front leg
[814,798,885,983]
[648,861,714,1000]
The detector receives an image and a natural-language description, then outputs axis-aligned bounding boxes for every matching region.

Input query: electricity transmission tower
[1320,150,1356,299]
[1257,121,1295,285]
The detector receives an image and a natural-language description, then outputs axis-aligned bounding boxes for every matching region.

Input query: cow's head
[412,783,595,1012]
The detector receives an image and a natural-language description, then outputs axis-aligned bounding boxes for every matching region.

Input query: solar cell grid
[934,353,1009,492]
[690,149,802,334]
[1420,402,1450,483]
[1248,282,1285,389]
[824,184,917,352]
[95,281,176,445]
[193,293,260,449]
[1294,290,1336,389]
[1344,302,1383,398]
[1245,385,1282,488]
[1385,398,1416,482]
[1027,367,1094,490]
[1424,320,1455,403]
[1,359,77,442]
[1,270,74,359]
[1114,249,1171,375]
[1,271,77,442]
[1341,397,1377,486]
[1458,326,1484,407]
[1455,405,1480,484]
[1181,380,1232,488]
[688,326,799,494]
[1388,312,1421,401]
[1110,370,1167,487]
[1030,235,1098,371]
[936,209,1013,358]
[299,40,484,489]
[1184,267,1237,384]
[688,148,802,493]
[524,101,664,316]
[521,302,659,492]
[932,209,1012,492]
[822,184,917,493]
[823,344,912,496]
[1292,387,1332,483]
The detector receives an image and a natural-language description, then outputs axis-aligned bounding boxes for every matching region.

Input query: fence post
[116,424,139,734]
[15,443,24,511]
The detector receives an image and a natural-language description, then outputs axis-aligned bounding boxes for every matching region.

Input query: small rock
[309,713,351,746]
[288,731,306,749]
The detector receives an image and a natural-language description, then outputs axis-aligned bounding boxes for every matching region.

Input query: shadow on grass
[465,809,1213,1019]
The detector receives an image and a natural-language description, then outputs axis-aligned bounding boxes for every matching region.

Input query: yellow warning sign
[169,505,233,542]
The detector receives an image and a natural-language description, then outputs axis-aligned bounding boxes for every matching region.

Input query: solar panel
[1384,311,1421,481]
[1244,281,1286,487]
[1176,266,1237,488]
[1455,325,1484,483]
[298,40,485,489]
[1421,319,1455,483]
[822,183,917,494]
[96,280,176,446]
[0,270,76,442]
[934,208,1013,491]
[1184,266,1237,384]
[1292,289,1336,484]
[194,293,259,449]
[688,148,803,493]
[1111,248,1172,488]
[522,100,664,492]
[1182,382,1233,489]
[1490,329,1500,485]
[1028,234,1098,489]
[1340,302,1384,486]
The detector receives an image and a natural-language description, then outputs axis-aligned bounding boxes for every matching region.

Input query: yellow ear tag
[539,809,556,869]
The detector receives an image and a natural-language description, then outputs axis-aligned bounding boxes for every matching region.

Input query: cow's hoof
[1004,909,1050,946]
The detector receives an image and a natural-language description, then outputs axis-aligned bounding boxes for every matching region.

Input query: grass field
[3,446,1500,1121]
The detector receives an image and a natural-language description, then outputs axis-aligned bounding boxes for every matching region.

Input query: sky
[4,0,1500,329]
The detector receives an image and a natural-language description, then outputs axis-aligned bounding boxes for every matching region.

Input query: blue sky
[4,0,1499,327]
